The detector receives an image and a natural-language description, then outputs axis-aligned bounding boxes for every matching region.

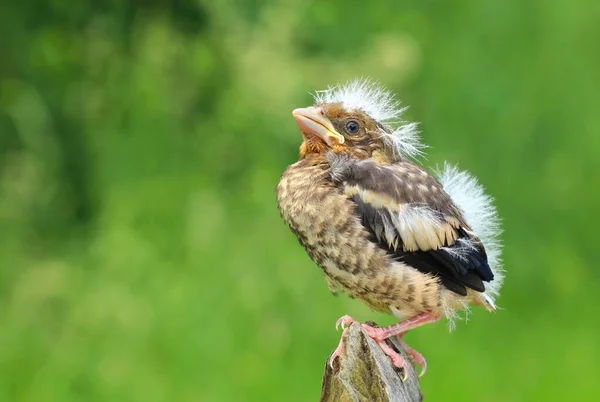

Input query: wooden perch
[320,322,422,402]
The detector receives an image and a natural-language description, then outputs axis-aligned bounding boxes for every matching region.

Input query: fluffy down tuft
[313,78,426,160]
[436,163,504,301]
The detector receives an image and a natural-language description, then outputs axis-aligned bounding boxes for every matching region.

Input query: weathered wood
[320,322,422,402]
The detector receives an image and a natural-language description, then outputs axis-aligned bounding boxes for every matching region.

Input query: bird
[276,79,503,378]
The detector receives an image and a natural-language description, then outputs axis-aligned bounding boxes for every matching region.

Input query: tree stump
[320,322,423,402]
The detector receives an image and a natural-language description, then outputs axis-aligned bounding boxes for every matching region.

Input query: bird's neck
[296,153,329,170]
[299,137,329,159]
[299,141,393,164]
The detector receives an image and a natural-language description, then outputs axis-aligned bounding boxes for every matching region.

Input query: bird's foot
[374,337,409,379]
[328,313,439,377]
[329,312,440,376]
[329,315,409,379]
[328,315,356,368]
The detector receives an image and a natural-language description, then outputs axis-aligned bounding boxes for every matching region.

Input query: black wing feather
[351,194,492,296]
[330,155,494,295]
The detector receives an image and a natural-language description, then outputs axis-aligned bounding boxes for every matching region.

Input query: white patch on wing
[313,78,426,160]
[388,203,444,252]
[436,163,504,300]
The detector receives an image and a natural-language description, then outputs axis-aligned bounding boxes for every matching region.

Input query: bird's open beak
[292,107,345,146]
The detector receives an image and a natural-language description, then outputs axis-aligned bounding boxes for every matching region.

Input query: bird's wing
[328,155,494,296]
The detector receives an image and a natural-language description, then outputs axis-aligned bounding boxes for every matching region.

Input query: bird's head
[293,79,424,163]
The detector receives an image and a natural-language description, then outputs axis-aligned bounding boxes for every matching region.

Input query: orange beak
[292,107,345,146]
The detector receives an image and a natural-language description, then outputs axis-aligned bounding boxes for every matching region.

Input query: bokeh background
[1,0,599,401]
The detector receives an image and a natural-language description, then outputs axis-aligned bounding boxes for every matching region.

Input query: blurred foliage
[1,0,600,401]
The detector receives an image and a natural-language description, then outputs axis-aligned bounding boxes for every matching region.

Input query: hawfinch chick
[276,79,503,377]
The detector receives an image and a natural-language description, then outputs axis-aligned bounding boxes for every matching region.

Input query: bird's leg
[360,312,439,376]
[361,312,440,340]
[329,313,440,375]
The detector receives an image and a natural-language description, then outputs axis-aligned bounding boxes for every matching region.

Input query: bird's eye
[345,120,360,135]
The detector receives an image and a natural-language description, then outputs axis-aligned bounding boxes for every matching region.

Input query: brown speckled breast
[276,157,445,317]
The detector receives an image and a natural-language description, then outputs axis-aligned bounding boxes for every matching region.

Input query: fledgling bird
[276,79,503,377]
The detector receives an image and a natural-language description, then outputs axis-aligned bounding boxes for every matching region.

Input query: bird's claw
[335,315,355,331]
[328,352,339,369]
[328,337,346,369]
[400,339,428,377]
[391,354,410,382]
[329,315,356,368]
[383,345,408,381]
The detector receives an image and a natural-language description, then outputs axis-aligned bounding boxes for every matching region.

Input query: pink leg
[361,312,439,374]
[361,312,440,340]
[329,313,440,374]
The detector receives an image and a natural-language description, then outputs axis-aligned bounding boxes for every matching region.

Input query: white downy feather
[313,78,425,161]
[436,163,504,302]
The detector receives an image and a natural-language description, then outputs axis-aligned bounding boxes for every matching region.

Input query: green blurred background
[1,0,599,401]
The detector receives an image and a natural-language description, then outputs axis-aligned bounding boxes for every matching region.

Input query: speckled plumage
[277,79,503,373]
[277,155,485,321]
